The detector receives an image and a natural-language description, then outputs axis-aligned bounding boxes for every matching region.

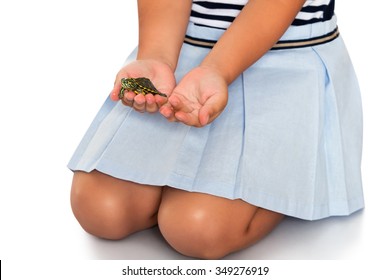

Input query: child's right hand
[110,59,176,113]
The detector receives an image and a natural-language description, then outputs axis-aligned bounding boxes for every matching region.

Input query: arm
[110,0,192,112]
[163,0,306,126]
[202,0,306,84]
[137,0,192,71]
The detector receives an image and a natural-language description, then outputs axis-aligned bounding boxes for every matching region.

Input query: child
[68,0,364,259]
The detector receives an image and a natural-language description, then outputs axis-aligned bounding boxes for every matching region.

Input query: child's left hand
[160,66,228,127]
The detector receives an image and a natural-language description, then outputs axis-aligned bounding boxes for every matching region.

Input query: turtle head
[121,78,137,90]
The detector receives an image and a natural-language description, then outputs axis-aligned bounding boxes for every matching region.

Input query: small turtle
[119,77,167,99]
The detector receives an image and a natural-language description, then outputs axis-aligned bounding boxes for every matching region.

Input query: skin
[72,0,306,259]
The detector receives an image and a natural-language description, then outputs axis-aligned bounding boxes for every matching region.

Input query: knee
[70,172,134,240]
[158,207,231,259]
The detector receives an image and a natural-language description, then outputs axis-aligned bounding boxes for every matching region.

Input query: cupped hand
[110,59,176,113]
[160,66,228,127]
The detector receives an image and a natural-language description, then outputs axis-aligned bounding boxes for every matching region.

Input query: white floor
[1,0,389,268]
[66,211,367,260]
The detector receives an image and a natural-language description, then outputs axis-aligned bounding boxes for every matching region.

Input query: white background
[0,0,389,277]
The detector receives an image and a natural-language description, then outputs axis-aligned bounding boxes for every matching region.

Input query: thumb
[198,99,224,127]
[110,78,123,101]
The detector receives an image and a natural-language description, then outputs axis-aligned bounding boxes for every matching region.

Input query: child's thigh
[70,170,163,238]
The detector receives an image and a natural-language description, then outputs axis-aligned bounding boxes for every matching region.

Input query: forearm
[136,0,192,71]
[201,0,306,84]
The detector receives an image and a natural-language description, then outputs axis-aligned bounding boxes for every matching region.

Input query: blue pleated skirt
[68,16,364,220]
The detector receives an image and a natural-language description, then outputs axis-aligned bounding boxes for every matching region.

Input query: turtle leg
[157,92,168,98]
[119,88,126,99]
[133,89,144,95]
[133,86,145,95]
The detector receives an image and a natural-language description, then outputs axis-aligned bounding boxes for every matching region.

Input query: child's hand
[160,66,228,127]
[110,60,175,113]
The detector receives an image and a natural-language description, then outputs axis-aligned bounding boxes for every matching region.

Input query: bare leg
[71,170,162,240]
[158,187,284,259]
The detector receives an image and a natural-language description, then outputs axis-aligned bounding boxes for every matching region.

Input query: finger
[110,76,125,101]
[155,94,169,108]
[169,93,206,126]
[121,91,134,107]
[160,104,178,122]
[122,91,136,103]
[199,106,211,127]
[174,111,199,127]
[110,84,121,101]
[168,94,194,113]
[198,97,224,126]
[121,98,133,107]
[132,94,146,112]
[145,94,159,113]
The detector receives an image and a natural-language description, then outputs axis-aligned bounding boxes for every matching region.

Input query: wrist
[199,57,235,85]
[136,51,177,72]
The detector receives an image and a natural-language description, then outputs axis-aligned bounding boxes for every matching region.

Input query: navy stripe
[190,10,236,23]
[292,17,329,26]
[193,2,244,10]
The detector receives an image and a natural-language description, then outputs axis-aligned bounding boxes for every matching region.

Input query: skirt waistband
[185,27,339,50]
[185,15,339,50]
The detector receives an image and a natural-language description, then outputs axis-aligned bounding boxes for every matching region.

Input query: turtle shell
[119,77,167,98]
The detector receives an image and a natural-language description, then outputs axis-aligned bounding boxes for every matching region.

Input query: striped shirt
[190,0,335,29]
